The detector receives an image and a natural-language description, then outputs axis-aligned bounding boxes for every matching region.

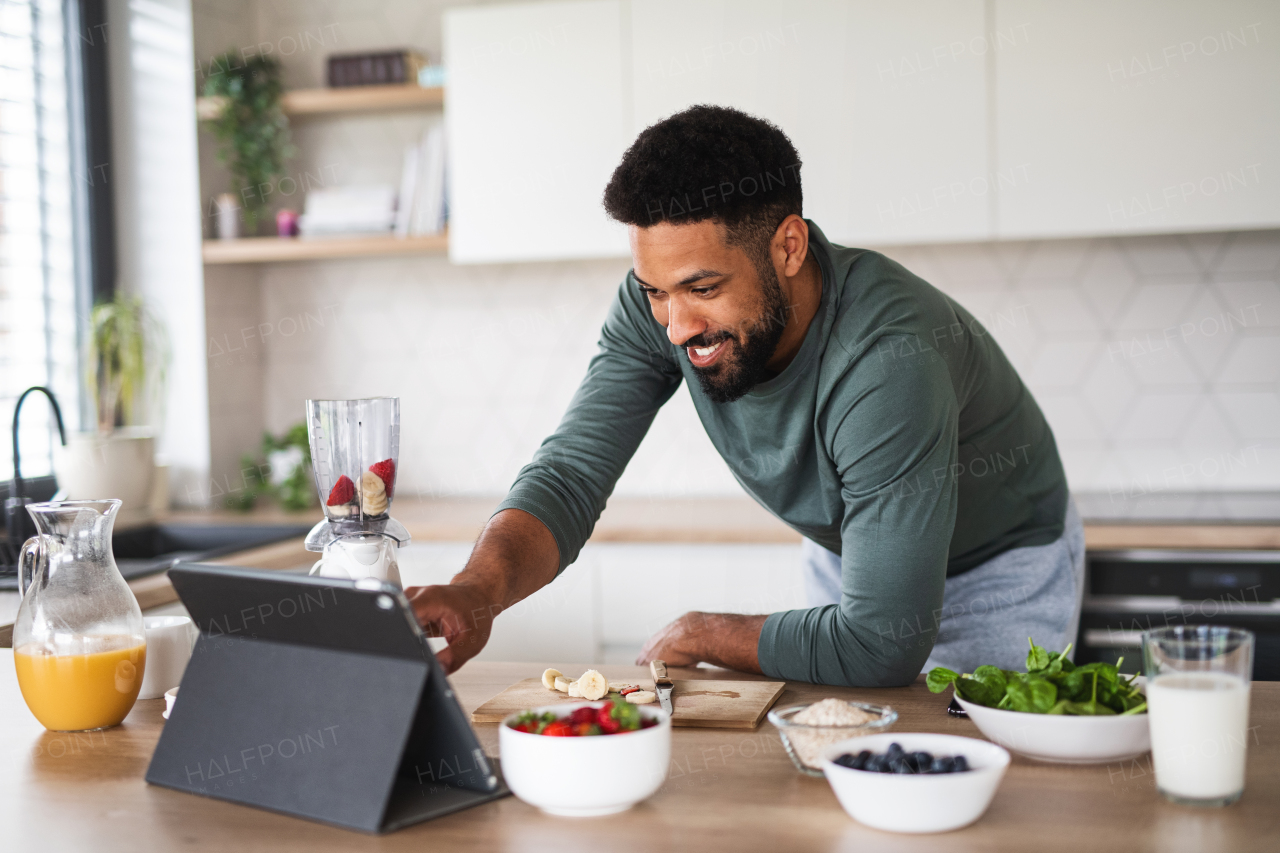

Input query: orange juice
[15,641,147,731]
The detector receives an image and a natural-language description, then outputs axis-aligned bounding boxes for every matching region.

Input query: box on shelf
[298,186,396,237]
[327,50,427,88]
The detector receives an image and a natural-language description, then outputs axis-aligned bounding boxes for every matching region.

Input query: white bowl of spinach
[927,640,1151,764]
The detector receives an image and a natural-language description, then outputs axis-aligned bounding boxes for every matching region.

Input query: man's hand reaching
[405,583,502,674]
[403,507,559,674]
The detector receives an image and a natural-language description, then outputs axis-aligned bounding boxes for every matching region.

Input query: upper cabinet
[632,0,989,246]
[994,0,1280,239]
[446,0,1280,263]
[444,0,631,263]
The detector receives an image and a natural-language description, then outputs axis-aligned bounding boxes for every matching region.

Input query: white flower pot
[54,430,156,512]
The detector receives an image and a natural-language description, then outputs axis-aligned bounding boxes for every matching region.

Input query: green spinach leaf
[1026,638,1051,672]
[956,675,1003,707]
[972,665,1008,694]
[925,667,960,693]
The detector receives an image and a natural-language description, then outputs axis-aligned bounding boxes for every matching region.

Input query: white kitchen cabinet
[595,543,805,664]
[446,0,990,260]
[445,0,1277,259]
[630,0,991,246]
[443,0,631,263]
[994,0,1280,239]
[397,542,600,663]
[396,541,804,664]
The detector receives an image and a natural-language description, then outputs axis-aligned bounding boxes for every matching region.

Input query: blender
[304,398,409,585]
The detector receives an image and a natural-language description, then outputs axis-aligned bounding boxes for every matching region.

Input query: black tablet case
[145,563,508,833]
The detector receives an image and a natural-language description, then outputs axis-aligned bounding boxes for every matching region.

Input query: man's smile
[687,339,728,368]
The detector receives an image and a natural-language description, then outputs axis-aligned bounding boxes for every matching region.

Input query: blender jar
[306,398,400,523]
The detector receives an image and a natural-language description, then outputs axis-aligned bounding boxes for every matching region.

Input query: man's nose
[667,296,707,347]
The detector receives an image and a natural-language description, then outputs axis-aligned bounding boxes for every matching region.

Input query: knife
[650,659,674,716]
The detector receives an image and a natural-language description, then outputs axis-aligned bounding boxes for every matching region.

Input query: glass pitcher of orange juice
[12,499,146,731]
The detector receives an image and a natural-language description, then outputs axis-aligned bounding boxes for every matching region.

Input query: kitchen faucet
[3,386,67,566]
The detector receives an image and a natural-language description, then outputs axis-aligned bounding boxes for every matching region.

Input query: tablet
[145,562,508,833]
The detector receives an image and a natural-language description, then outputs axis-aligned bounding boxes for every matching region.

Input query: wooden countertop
[1,656,1275,852]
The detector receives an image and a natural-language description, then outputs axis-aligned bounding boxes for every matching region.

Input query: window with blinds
[0,0,82,482]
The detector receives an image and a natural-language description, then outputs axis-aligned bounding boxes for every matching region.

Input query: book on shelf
[393,124,447,238]
[411,125,448,236]
[393,143,420,237]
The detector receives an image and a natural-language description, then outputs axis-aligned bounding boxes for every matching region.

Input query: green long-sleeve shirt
[496,222,1068,687]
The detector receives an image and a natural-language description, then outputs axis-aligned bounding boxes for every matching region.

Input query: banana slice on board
[567,681,584,698]
[542,668,563,690]
[625,690,657,705]
[577,670,609,701]
[553,676,571,693]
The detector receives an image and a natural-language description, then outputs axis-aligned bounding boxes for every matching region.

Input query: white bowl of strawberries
[500,699,670,817]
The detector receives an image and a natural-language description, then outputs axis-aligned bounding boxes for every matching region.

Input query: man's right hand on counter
[405,508,559,673]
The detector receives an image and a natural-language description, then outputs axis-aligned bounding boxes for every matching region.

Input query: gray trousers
[801,500,1086,675]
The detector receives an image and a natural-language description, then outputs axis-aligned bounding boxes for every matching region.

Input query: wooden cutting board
[470,678,787,729]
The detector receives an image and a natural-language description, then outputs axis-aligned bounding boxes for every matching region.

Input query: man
[407,105,1083,686]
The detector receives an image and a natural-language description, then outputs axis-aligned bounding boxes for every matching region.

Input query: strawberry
[326,475,355,506]
[596,705,621,734]
[368,458,396,497]
[541,720,575,737]
[568,706,597,727]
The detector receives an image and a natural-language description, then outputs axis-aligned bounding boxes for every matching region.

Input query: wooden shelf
[196,84,443,121]
[202,233,448,264]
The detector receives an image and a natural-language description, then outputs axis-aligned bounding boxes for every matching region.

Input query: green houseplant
[89,294,166,433]
[201,52,294,233]
[56,294,169,513]
[226,423,315,512]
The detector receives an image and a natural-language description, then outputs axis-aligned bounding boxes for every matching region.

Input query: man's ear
[774,215,809,278]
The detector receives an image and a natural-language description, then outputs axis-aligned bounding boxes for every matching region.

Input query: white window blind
[0,0,81,481]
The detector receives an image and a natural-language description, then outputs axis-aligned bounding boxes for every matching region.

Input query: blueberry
[911,751,932,770]
[890,757,913,774]
[834,753,857,768]
[887,742,905,758]
[952,755,969,773]
[850,750,871,770]
[928,757,953,774]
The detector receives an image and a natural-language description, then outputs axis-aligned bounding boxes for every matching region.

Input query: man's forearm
[692,613,767,673]
[453,508,560,610]
[638,611,767,674]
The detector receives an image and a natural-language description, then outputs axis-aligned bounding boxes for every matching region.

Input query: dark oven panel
[1078,549,1280,681]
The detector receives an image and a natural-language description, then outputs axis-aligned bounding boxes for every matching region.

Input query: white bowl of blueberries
[821,733,1010,833]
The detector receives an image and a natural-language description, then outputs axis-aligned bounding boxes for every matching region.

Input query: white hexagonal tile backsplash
[219,230,1279,500]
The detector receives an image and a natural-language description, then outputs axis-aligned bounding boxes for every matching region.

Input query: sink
[0,522,313,590]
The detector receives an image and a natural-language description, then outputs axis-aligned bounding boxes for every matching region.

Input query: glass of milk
[1143,626,1254,807]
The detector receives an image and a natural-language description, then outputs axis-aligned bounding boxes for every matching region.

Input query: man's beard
[686,269,791,404]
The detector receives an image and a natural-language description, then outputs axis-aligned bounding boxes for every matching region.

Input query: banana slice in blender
[576,670,609,701]
[360,471,388,515]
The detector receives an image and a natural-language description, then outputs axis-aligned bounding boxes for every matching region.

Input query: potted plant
[55,294,169,513]
[201,52,294,234]
[226,423,315,512]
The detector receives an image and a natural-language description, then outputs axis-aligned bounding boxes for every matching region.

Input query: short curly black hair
[602,105,802,264]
